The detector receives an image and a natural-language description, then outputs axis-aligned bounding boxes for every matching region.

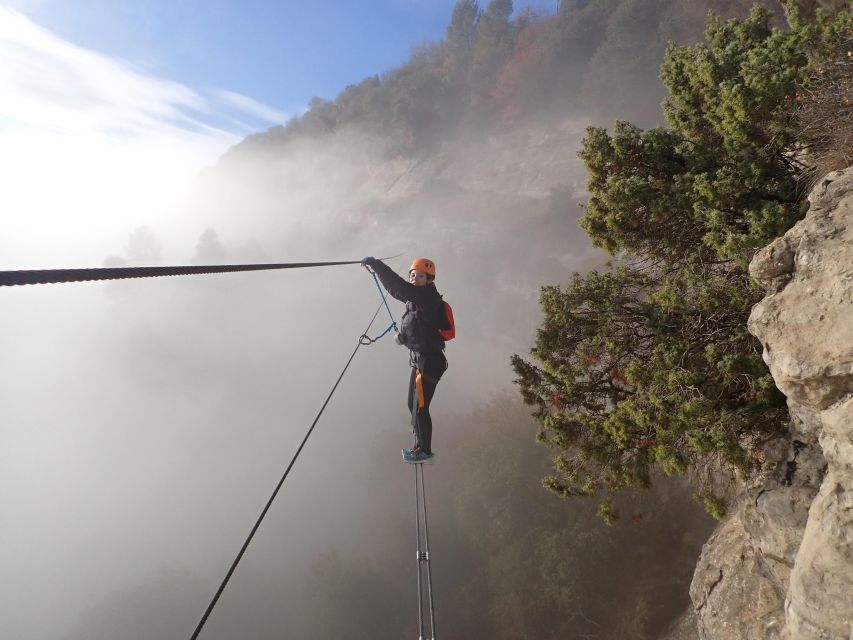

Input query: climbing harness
[415,370,425,409]
[413,462,437,640]
[407,351,448,410]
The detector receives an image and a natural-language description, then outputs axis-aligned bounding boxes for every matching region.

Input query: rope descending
[190,300,388,640]
[358,265,398,345]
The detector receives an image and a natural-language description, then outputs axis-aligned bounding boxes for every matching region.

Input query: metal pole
[415,463,424,640]
[420,464,437,639]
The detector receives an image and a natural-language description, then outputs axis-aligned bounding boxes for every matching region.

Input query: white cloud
[214,89,290,125]
[0,7,285,268]
[0,7,210,137]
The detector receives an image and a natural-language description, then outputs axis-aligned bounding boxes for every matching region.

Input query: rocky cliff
[689,167,853,639]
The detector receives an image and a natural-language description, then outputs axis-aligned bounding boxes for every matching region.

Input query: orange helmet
[409,258,436,278]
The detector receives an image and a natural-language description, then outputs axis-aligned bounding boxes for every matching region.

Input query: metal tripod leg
[415,464,424,639]
[420,463,436,639]
[414,463,436,639]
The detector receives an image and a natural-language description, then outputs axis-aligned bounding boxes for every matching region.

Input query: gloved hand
[361,256,376,266]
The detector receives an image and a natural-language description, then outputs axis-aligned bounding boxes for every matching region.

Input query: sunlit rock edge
[687,166,853,640]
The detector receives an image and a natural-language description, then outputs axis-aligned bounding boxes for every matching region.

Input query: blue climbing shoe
[402,448,435,464]
[403,442,418,456]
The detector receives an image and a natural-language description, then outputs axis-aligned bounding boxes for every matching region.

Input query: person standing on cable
[361,257,449,463]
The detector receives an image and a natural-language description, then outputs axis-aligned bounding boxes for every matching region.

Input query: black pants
[408,352,447,454]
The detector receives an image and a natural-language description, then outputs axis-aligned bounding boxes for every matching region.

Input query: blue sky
[0,0,556,267]
[4,0,556,130]
[2,1,455,133]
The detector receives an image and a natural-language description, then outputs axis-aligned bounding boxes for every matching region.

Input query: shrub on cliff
[513,2,852,520]
[795,28,853,179]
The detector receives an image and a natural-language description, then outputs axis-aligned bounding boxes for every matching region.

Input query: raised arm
[367,259,435,306]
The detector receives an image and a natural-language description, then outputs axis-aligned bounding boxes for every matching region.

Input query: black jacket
[370,260,447,354]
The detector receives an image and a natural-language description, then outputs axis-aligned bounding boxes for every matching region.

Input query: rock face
[690,167,853,639]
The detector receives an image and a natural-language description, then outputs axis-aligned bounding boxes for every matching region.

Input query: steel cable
[0,260,367,287]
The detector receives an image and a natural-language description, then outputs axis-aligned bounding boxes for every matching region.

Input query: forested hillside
[226,0,788,161]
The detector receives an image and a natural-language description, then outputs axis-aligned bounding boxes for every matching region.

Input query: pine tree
[513,1,852,519]
[469,0,515,92]
[447,0,480,53]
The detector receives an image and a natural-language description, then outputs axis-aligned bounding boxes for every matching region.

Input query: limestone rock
[690,512,786,639]
[690,166,853,640]
[786,398,853,639]
[749,167,853,638]
[690,412,824,639]
[748,168,853,410]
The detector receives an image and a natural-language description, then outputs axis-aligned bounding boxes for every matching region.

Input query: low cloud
[0,6,285,268]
